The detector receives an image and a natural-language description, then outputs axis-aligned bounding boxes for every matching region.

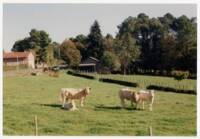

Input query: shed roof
[3,52,32,59]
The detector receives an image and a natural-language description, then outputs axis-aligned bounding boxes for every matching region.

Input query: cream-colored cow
[134,90,155,111]
[60,87,91,111]
[118,88,137,108]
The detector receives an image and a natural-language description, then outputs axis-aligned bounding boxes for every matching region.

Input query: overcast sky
[3,4,197,51]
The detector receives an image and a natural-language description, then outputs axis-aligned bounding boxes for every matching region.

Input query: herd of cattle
[60,87,155,111]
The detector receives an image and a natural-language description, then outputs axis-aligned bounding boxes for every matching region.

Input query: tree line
[11,13,197,76]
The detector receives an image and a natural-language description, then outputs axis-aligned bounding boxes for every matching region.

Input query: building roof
[79,63,96,67]
[88,57,99,62]
[3,52,32,59]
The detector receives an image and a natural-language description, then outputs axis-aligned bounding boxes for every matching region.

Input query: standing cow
[60,87,91,111]
[118,88,138,108]
[134,90,155,111]
[118,88,155,111]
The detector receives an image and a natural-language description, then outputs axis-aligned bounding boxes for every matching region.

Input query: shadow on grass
[38,103,62,109]
[94,105,136,111]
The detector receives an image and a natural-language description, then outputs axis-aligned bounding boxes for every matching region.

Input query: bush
[99,78,139,87]
[146,85,196,95]
[67,71,96,79]
[171,70,190,81]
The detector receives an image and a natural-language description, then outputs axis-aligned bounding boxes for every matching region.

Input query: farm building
[3,51,35,69]
[78,57,100,72]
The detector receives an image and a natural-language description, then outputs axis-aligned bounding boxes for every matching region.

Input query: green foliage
[60,39,81,67]
[12,29,52,65]
[87,20,104,59]
[100,51,121,73]
[171,70,190,81]
[115,32,140,74]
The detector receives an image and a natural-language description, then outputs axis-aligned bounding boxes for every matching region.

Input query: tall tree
[100,51,121,73]
[71,34,88,60]
[87,20,104,59]
[115,32,140,74]
[12,29,52,66]
[60,39,81,67]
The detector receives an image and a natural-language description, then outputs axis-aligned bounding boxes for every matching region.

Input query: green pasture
[87,73,196,91]
[3,72,197,136]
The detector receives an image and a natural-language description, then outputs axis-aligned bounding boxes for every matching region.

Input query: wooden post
[34,115,38,136]
[149,126,152,136]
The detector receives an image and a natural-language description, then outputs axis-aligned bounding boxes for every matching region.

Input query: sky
[3,4,197,51]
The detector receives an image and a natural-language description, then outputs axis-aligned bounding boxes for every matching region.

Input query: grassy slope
[91,73,197,91]
[3,73,197,136]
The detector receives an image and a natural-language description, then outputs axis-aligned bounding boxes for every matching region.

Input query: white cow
[134,90,155,111]
[118,88,137,108]
[60,87,91,111]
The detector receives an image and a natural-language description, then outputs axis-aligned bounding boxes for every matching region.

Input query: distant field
[3,72,197,135]
[85,73,196,91]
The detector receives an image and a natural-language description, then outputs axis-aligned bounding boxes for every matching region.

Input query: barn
[3,52,35,69]
[78,57,100,72]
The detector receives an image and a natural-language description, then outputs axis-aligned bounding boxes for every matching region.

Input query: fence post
[149,126,152,136]
[34,115,38,136]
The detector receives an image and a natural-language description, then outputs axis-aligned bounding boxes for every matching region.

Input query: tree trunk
[123,66,126,75]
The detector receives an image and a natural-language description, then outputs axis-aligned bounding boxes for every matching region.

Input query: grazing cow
[134,90,155,111]
[118,88,137,108]
[60,87,91,111]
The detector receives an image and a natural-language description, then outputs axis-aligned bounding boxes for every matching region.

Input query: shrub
[67,70,96,79]
[171,70,189,81]
[146,85,196,95]
[99,78,139,87]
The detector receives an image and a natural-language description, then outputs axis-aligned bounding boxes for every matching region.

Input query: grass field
[87,73,196,91]
[3,72,197,136]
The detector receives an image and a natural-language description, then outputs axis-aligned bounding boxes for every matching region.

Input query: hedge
[99,78,139,87]
[67,71,96,79]
[146,85,196,95]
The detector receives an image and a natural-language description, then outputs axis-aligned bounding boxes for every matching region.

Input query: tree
[87,20,104,59]
[12,29,52,67]
[46,44,55,66]
[115,32,140,75]
[100,51,121,73]
[174,16,197,73]
[71,34,88,60]
[103,34,115,52]
[60,39,81,67]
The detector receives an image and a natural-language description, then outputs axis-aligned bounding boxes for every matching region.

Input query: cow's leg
[142,101,145,110]
[131,100,134,107]
[135,102,139,110]
[120,98,125,108]
[80,97,84,107]
[62,95,66,108]
[71,100,77,111]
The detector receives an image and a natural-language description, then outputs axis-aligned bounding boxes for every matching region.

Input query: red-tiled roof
[3,52,31,59]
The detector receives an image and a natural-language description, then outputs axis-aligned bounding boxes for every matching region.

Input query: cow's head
[85,87,91,95]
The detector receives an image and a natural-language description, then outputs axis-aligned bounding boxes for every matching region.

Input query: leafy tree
[100,51,121,72]
[60,39,81,67]
[174,16,197,73]
[115,32,140,75]
[103,34,115,52]
[87,20,104,59]
[71,34,88,60]
[12,29,52,67]
[46,44,55,66]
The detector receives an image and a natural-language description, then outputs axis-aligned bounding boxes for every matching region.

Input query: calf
[60,87,91,111]
[134,90,155,111]
[118,88,137,108]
